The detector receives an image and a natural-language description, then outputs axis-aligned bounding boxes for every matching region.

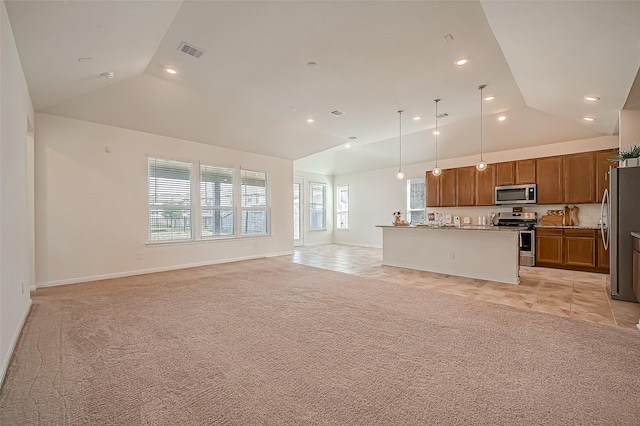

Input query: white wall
[333,135,618,248]
[1,0,35,384]
[620,109,640,149]
[293,170,333,246]
[35,113,293,287]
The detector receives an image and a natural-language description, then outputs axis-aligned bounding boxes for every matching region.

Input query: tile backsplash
[426,203,603,227]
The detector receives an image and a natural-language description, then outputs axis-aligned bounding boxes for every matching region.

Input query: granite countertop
[377,225,525,232]
[632,232,640,239]
[536,225,600,229]
[535,225,601,230]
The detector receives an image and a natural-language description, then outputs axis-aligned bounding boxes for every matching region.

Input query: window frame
[336,184,349,230]
[406,177,426,225]
[147,156,271,244]
[309,182,327,231]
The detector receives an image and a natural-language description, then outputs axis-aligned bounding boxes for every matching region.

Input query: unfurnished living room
[2,1,640,425]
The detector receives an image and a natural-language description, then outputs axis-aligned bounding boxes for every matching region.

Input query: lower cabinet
[536,228,608,273]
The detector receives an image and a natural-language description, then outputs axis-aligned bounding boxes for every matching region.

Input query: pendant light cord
[398,110,403,172]
[434,99,440,167]
[479,85,485,162]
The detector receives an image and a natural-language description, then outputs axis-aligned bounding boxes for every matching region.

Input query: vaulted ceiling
[6,1,640,175]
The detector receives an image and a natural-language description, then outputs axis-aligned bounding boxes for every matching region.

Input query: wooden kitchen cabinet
[426,171,441,207]
[597,234,610,272]
[515,159,536,184]
[440,168,456,207]
[536,156,564,204]
[475,163,495,206]
[495,162,515,186]
[563,152,596,204]
[563,229,596,267]
[536,228,563,266]
[596,149,616,202]
[537,228,607,272]
[456,166,476,206]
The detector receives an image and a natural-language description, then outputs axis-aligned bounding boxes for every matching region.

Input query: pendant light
[432,99,442,177]
[476,84,488,172]
[396,110,405,179]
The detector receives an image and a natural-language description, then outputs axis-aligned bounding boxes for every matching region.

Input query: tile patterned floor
[289,244,640,329]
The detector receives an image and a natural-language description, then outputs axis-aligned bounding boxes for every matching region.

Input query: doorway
[293,177,304,246]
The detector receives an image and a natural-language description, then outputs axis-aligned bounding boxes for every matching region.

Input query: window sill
[146,234,271,247]
[309,228,327,232]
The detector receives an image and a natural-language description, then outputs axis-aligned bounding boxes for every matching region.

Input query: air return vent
[330,109,345,117]
[178,42,205,58]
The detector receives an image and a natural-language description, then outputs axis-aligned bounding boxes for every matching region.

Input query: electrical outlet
[449,251,455,260]
[21,282,24,294]
[137,252,144,260]
[253,242,258,249]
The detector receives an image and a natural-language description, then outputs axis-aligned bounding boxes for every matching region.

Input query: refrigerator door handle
[600,188,609,250]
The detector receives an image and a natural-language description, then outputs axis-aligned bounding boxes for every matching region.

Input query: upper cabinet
[440,169,457,207]
[426,171,440,207]
[515,160,536,184]
[456,167,476,206]
[495,162,515,186]
[563,152,595,204]
[495,159,536,186]
[536,156,564,204]
[475,164,495,206]
[424,149,614,209]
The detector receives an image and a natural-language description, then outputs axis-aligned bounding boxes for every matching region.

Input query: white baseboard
[36,252,293,289]
[0,299,32,387]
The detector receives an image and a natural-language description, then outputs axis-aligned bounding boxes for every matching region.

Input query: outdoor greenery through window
[148,157,270,242]
[241,169,269,235]
[407,178,426,225]
[309,183,326,230]
[336,185,348,229]
[149,158,194,242]
[200,165,234,237]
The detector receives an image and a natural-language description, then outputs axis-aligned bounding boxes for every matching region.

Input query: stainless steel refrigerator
[601,166,640,302]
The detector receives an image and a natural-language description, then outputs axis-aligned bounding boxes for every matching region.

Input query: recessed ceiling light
[497,115,507,122]
[584,96,600,102]
[433,130,440,135]
[455,57,469,66]
[583,116,596,122]
[306,118,315,123]
[166,68,177,75]
[307,61,317,68]
[345,143,351,148]
[484,96,495,101]
[413,116,421,121]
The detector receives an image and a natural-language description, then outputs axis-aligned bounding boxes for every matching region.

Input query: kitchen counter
[632,232,640,239]
[535,225,601,230]
[377,225,525,232]
[378,225,520,285]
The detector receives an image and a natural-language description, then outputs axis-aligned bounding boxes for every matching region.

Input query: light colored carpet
[2,257,640,425]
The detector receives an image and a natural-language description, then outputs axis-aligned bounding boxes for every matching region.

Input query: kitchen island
[377,225,522,284]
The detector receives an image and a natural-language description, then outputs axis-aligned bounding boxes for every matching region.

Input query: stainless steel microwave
[495,184,537,205]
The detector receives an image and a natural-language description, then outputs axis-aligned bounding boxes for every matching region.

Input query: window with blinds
[310,183,326,230]
[148,157,193,241]
[200,165,234,237]
[336,185,348,229]
[407,178,426,225]
[241,169,269,235]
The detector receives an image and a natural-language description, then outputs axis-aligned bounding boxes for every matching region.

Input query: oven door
[519,230,536,267]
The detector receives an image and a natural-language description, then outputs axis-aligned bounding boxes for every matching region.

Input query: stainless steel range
[495,212,537,267]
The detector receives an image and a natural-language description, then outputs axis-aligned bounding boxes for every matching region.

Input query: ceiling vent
[437,112,450,119]
[178,42,205,59]
[330,109,345,117]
